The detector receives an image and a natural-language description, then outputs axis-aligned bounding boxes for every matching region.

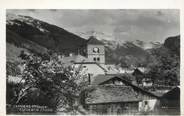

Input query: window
[93,57,96,61]
[93,57,100,62]
[97,57,100,61]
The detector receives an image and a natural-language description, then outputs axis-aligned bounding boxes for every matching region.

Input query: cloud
[6,9,180,43]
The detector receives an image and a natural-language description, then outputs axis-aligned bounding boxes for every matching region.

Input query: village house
[81,74,160,115]
[132,68,153,87]
[142,78,153,87]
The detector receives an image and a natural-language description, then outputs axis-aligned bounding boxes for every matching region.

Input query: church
[85,36,105,64]
[61,36,120,78]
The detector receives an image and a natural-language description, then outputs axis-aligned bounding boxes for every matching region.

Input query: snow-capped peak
[7,14,34,24]
[6,13,48,33]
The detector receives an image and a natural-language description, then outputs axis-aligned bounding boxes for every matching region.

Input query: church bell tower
[86,36,105,64]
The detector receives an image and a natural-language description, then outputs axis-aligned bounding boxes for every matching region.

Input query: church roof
[61,55,90,64]
[74,62,108,73]
[87,36,104,45]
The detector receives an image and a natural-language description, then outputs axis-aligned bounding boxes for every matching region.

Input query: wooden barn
[158,86,180,115]
[81,74,159,115]
[84,85,141,115]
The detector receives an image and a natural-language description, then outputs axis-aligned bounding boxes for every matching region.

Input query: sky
[7,9,180,48]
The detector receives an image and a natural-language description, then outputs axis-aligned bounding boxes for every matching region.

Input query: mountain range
[6,14,180,65]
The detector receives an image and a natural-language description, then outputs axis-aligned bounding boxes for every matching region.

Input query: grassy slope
[7,18,87,53]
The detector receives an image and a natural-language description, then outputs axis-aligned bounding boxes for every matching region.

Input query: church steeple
[87,36,104,45]
[86,36,105,64]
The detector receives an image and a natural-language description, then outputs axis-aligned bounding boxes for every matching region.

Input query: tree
[12,52,89,114]
[146,46,180,86]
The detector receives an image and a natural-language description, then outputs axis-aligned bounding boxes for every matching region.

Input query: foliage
[8,51,88,113]
[6,62,21,76]
[146,46,180,86]
[118,55,147,68]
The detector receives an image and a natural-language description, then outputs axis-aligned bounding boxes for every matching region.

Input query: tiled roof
[87,36,104,45]
[85,85,141,104]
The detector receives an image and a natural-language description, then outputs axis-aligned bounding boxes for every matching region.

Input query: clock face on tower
[93,47,100,53]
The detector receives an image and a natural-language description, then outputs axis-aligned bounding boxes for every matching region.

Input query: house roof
[132,68,144,76]
[61,55,90,63]
[85,85,141,104]
[90,74,159,98]
[91,74,116,85]
[84,73,159,105]
[161,86,180,99]
[87,36,104,45]
[91,74,135,85]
